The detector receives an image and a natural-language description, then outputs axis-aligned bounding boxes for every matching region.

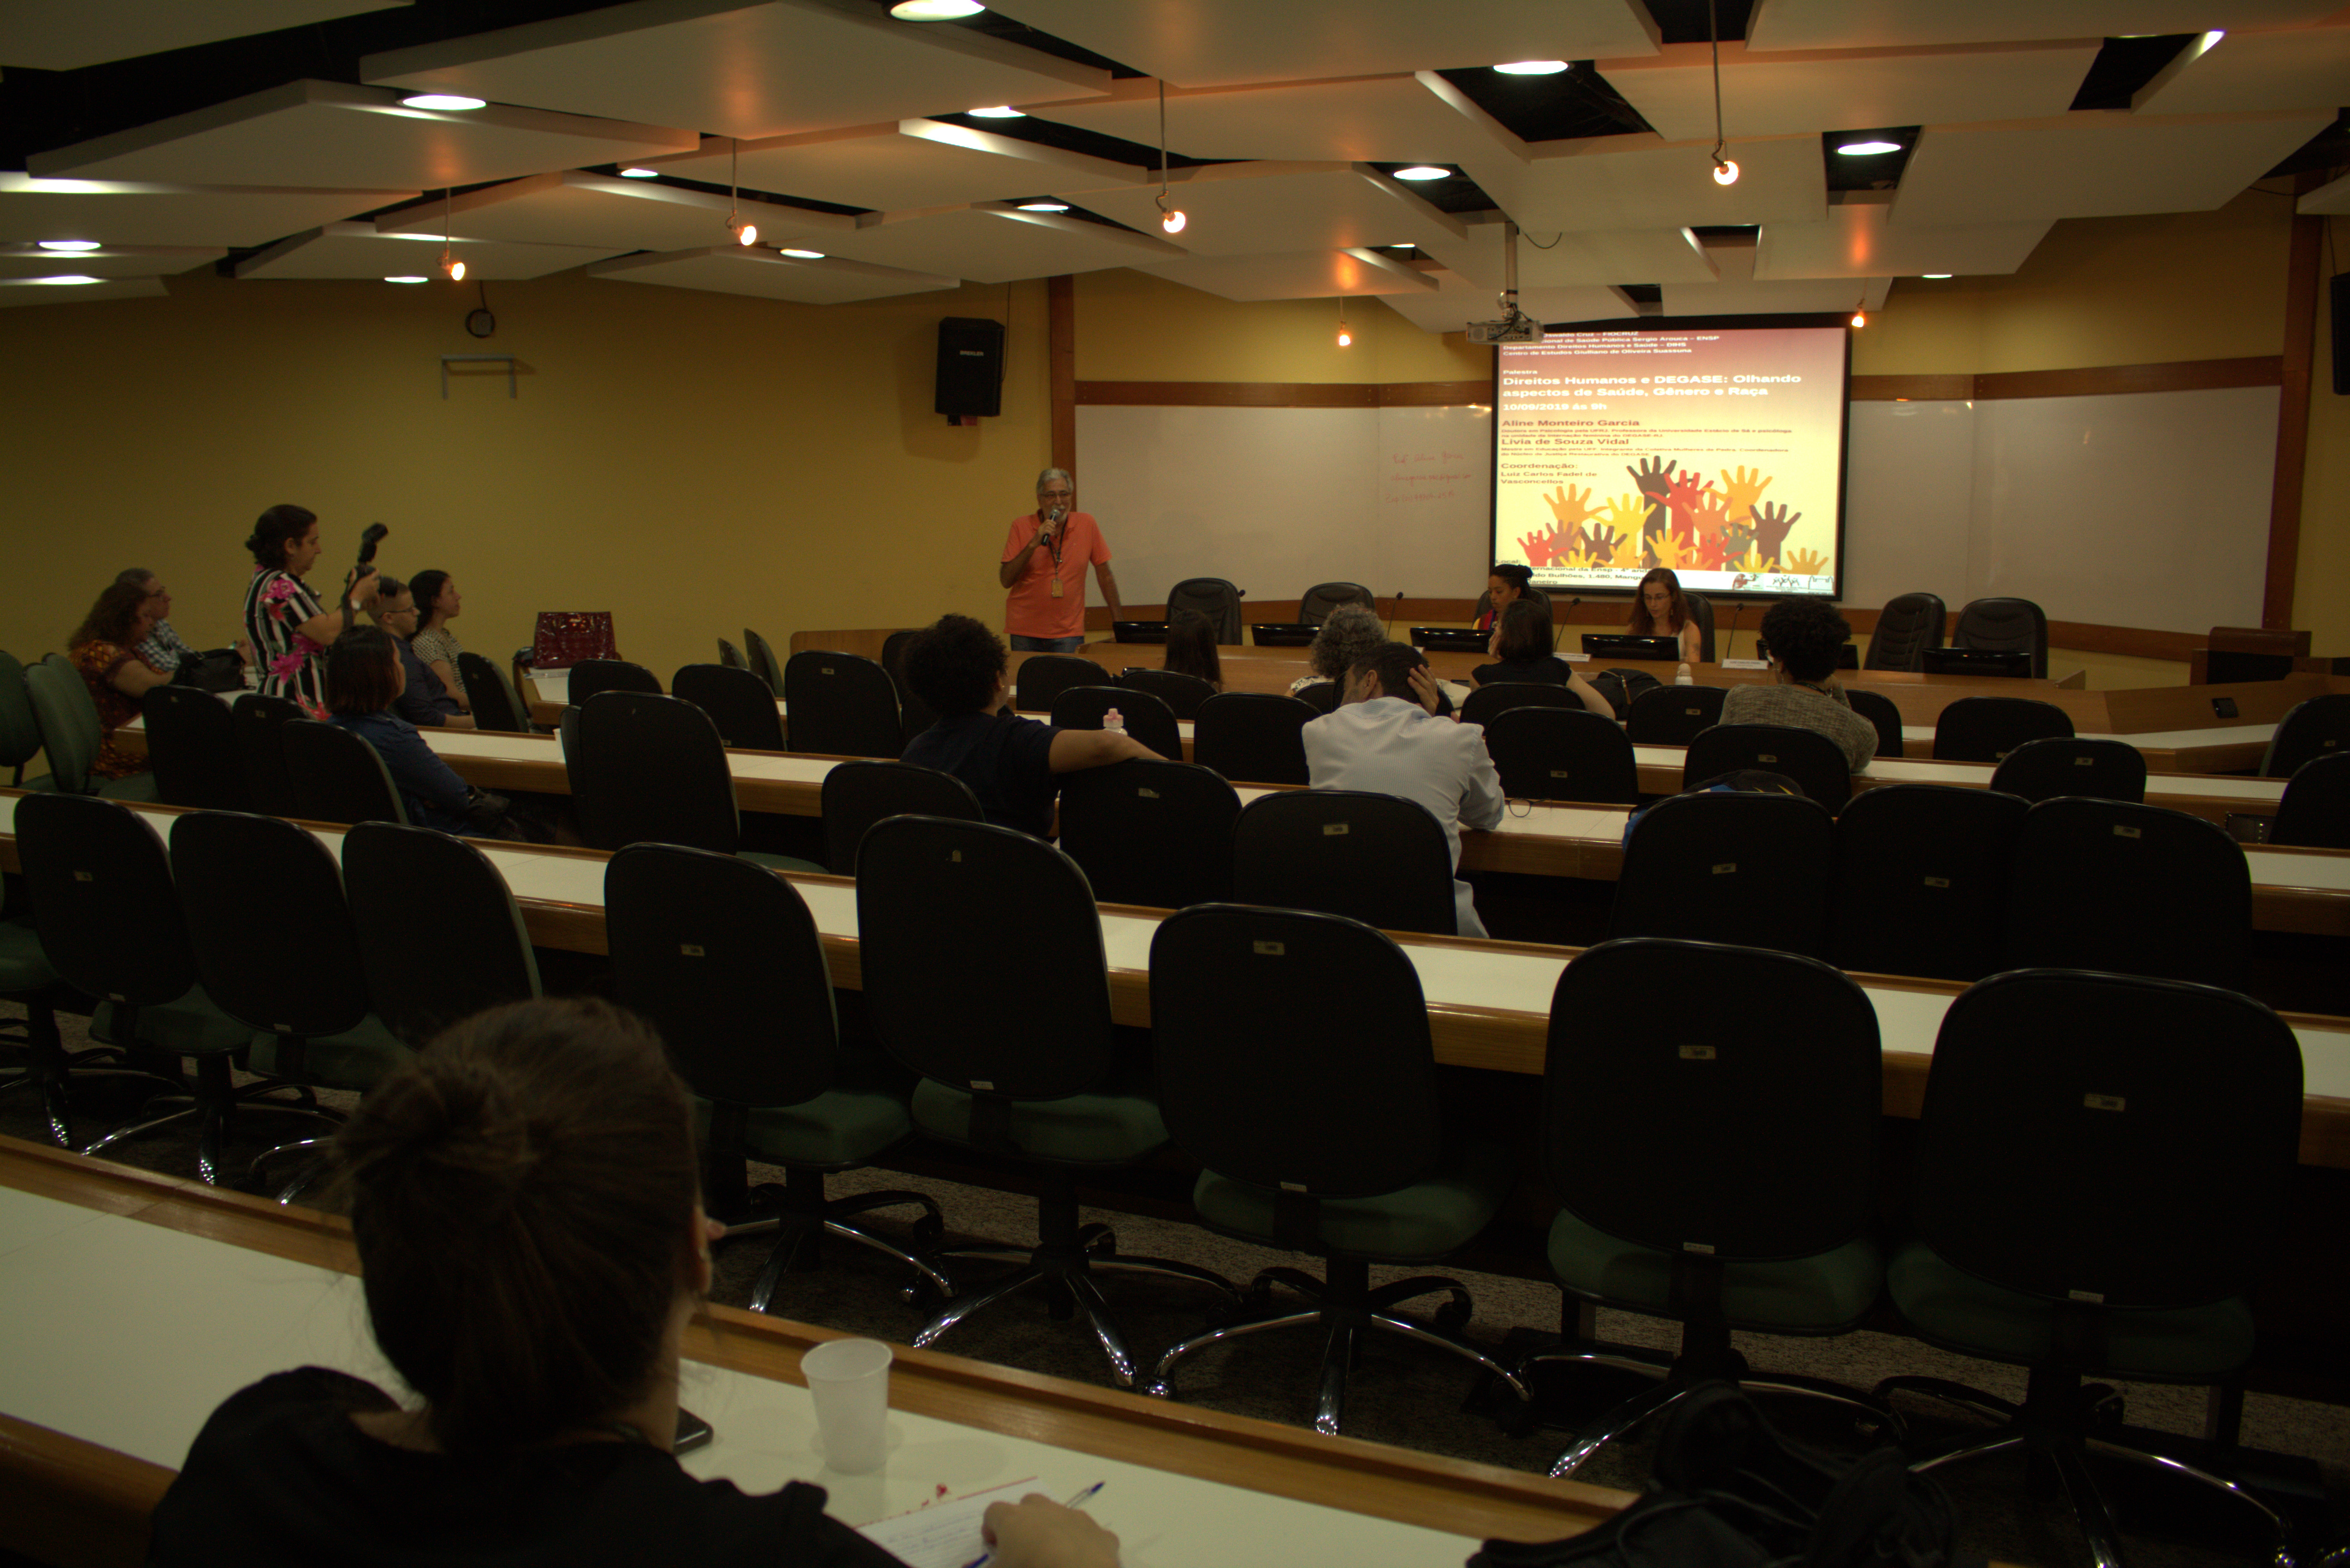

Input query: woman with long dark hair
[242,504,379,718]
[1627,568,1702,665]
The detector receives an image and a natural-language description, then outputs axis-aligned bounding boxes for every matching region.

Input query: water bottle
[1674,662,1693,686]
[1102,708,1125,735]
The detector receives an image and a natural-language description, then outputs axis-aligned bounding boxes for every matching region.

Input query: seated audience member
[1161,609,1223,691]
[1288,603,1385,696]
[1628,567,1704,665]
[367,576,474,730]
[406,568,469,714]
[1720,599,1877,773]
[146,997,1117,1568]
[1476,562,1536,632]
[324,627,506,836]
[1472,602,1614,717]
[1302,641,1505,939]
[67,579,173,780]
[116,568,196,676]
[900,613,1157,838]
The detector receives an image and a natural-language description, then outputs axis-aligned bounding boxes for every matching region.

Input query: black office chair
[2006,798,2249,990]
[1625,683,1726,745]
[140,687,249,810]
[1611,790,1834,957]
[1231,789,1458,936]
[1056,759,1240,910]
[856,816,1236,1384]
[880,629,938,749]
[1166,578,1245,644]
[607,842,951,1312]
[1297,582,1374,625]
[572,691,820,872]
[743,627,786,698]
[672,662,786,751]
[1521,938,1892,1476]
[1192,692,1314,785]
[20,657,158,800]
[282,719,408,826]
[1116,666,1216,720]
[1683,723,1851,813]
[1011,653,1101,715]
[0,872,73,1148]
[569,657,663,703]
[1987,736,2146,805]
[1931,695,2073,762]
[341,821,540,1047]
[1842,686,1905,759]
[1864,593,1947,672]
[818,759,983,876]
[1680,591,1717,664]
[2270,752,2350,849]
[1291,679,1340,715]
[783,650,901,758]
[0,650,41,787]
[1458,682,1578,729]
[717,636,746,670]
[1827,784,2028,982]
[1483,706,1639,805]
[2260,692,2350,778]
[458,650,536,734]
[1882,970,2303,1568]
[1142,904,1530,1434]
[1951,597,2048,678]
[1050,685,1182,763]
[230,692,303,818]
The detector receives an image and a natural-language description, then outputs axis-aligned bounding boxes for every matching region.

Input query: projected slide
[1494,323,1848,599]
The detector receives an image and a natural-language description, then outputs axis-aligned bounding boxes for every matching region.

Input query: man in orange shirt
[999,467,1125,652]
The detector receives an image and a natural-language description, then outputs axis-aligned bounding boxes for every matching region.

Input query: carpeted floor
[6,1003,2344,1568]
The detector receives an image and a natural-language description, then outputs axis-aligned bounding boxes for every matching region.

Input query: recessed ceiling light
[618,166,661,179]
[967,106,1025,119]
[1394,166,1450,181]
[33,274,102,285]
[385,275,429,284]
[1016,201,1069,212]
[37,240,101,252]
[400,94,486,111]
[1921,273,1952,279]
[1389,243,1415,250]
[1494,60,1568,75]
[780,248,826,259]
[1836,139,1903,156]
[890,0,983,17]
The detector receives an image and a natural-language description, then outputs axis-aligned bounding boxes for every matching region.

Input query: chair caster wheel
[1498,1396,1544,1439]
[899,1280,942,1309]
[911,1213,944,1246]
[1434,1299,1471,1333]
[1140,1380,1175,1399]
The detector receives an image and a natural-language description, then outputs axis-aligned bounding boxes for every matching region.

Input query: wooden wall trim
[1047,275,1076,476]
[2267,179,2323,627]
[1074,380,1490,408]
[1847,359,2283,402]
[1849,374,1975,401]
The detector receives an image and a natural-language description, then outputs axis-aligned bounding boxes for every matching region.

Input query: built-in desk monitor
[1250,623,1318,647]
[1921,647,2032,678]
[1412,627,1491,653]
[1582,634,1679,660]
[1111,621,1169,644]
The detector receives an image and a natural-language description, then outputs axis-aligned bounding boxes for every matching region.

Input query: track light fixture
[1850,298,1868,329]
[1154,81,1186,235]
[1336,296,1351,349]
[440,189,465,282]
[727,138,757,246]
[1707,0,1738,186]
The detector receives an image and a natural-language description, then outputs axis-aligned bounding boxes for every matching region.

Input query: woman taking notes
[148,997,1118,1568]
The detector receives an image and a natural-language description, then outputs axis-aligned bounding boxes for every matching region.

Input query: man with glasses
[116,569,196,675]
[367,576,474,729]
[998,467,1124,653]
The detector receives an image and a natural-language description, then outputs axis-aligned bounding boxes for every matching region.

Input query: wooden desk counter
[0,1138,1627,1568]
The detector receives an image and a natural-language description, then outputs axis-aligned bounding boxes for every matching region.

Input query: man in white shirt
[1302,641,1507,938]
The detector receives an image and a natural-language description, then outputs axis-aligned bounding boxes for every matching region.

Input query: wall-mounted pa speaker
[935,316,1004,419]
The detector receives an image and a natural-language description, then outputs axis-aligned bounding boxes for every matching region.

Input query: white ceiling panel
[235,221,621,279]
[1418,221,1718,290]
[2132,24,2350,115]
[0,174,416,247]
[0,1,409,71]
[1744,0,2344,51]
[642,121,1138,212]
[1137,248,1440,302]
[987,0,1661,87]
[0,243,224,280]
[824,204,1187,284]
[1376,268,1635,334]
[1494,133,1827,235]
[362,0,1109,143]
[1662,242,1890,316]
[1890,111,2333,226]
[2299,166,2350,214]
[0,276,170,307]
[586,244,959,304]
[371,171,856,252]
[1056,164,1466,258]
[1025,73,1527,168]
[1598,40,2097,143]
[1755,203,2051,278]
[28,80,694,190]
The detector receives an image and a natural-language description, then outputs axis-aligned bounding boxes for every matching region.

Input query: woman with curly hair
[66,579,173,779]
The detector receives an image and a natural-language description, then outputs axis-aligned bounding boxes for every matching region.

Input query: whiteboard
[1082,384,2276,633]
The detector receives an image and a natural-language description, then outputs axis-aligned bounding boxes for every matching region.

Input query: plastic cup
[801,1337,892,1474]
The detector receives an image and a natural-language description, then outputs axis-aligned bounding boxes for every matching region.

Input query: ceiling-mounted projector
[1466,311,1542,345]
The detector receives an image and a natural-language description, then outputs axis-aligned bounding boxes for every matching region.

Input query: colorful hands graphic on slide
[1533,456,1829,579]
[1575,523,1624,564]
[1717,465,1773,519]
[1747,501,1802,561]
[1543,483,1597,528]
[1784,547,1828,577]
[1628,456,1677,500]
[1595,492,1651,539]
[1520,528,1564,567]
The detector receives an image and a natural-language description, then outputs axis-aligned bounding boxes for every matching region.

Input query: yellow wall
[2296,212,2350,657]
[1074,268,1488,384]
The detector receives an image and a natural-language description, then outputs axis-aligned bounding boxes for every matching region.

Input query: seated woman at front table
[1627,567,1703,665]
[406,567,470,715]
[1719,598,1878,774]
[67,579,173,782]
[243,503,379,718]
[1472,601,1615,717]
[899,613,1159,839]
[145,997,1117,1568]
[323,627,498,836]
[1161,609,1222,691]
[1476,562,1534,632]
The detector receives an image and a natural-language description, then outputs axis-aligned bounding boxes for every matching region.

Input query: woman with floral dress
[241,504,378,718]
[67,579,174,780]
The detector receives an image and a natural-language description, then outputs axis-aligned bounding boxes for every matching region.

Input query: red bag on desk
[532,611,618,671]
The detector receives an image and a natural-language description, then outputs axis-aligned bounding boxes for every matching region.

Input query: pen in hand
[960,1481,1105,1568]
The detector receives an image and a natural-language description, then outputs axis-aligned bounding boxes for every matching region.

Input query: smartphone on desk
[675,1408,714,1454]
